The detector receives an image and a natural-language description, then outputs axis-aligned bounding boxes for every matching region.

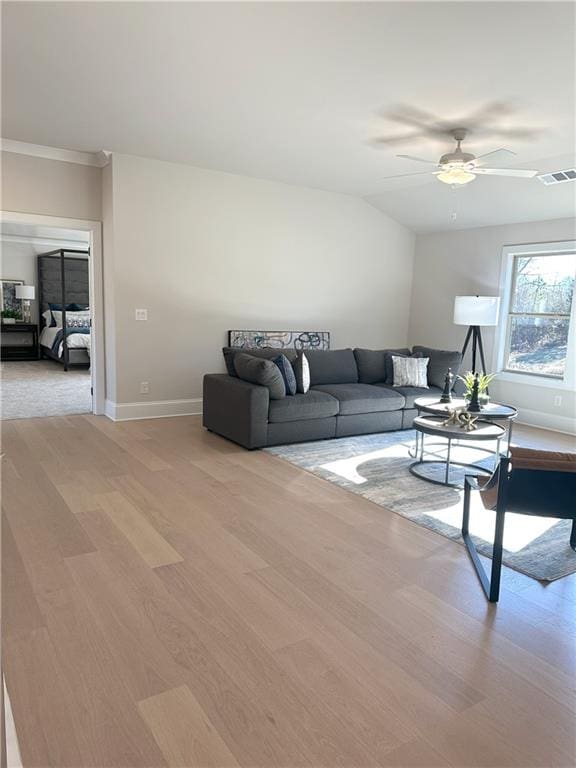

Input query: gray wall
[104,152,416,407]
[409,217,576,432]
[0,243,38,323]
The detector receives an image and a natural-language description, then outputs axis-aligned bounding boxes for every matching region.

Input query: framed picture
[228,329,330,350]
[0,279,24,315]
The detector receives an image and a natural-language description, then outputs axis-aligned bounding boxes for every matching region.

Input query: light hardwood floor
[2,415,575,768]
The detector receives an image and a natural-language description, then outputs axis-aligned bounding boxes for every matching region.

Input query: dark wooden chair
[462,448,576,602]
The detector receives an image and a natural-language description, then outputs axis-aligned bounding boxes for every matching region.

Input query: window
[502,248,576,380]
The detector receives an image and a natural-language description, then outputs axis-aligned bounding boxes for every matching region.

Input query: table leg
[507,420,515,455]
[445,438,452,484]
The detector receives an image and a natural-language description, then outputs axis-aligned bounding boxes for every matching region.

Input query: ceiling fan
[377,129,539,186]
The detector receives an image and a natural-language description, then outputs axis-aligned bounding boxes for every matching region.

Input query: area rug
[1,360,91,420]
[265,431,576,582]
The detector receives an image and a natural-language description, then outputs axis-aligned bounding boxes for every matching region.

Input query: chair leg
[570,519,576,551]
[462,482,505,603]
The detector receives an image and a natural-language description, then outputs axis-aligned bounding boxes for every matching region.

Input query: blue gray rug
[265,430,576,582]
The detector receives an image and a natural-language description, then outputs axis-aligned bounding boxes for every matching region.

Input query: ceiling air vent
[537,169,576,185]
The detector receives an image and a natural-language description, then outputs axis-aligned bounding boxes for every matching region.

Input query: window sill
[495,371,575,391]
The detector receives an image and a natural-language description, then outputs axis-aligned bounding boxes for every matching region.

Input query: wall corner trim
[1,138,108,167]
[105,398,203,422]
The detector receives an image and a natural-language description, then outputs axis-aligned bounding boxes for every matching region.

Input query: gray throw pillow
[412,346,463,389]
[293,352,310,393]
[273,354,297,396]
[222,346,297,377]
[233,353,286,399]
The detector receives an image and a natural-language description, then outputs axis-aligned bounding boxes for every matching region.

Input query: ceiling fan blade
[372,131,430,146]
[473,148,517,166]
[473,167,539,177]
[375,170,433,181]
[396,154,438,165]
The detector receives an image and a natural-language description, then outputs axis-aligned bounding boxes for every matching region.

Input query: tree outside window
[505,253,576,378]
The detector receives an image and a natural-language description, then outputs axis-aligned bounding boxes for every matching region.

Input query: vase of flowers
[457,371,496,407]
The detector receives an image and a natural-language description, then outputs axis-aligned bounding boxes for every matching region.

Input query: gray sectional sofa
[203,345,462,449]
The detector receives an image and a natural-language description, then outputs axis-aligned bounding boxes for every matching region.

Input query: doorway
[0,212,104,418]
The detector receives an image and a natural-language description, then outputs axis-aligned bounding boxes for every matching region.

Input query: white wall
[0,243,38,323]
[103,152,415,415]
[409,218,576,433]
[1,151,102,221]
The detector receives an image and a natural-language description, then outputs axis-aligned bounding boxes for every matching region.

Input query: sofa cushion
[223,346,297,377]
[234,354,286,399]
[313,383,405,414]
[354,348,410,384]
[412,346,463,388]
[375,383,442,409]
[306,348,358,386]
[268,390,339,423]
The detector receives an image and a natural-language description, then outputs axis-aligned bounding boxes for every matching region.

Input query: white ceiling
[0,222,90,254]
[2,2,575,232]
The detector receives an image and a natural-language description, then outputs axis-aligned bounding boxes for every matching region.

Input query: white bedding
[40,326,91,357]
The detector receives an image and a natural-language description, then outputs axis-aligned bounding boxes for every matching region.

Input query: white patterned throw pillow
[392,356,429,388]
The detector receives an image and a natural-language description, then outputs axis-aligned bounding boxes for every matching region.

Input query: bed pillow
[292,352,310,394]
[50,310,90,328]
[392,356,429,388]
[273,354,297,396]
[234,353,286,399]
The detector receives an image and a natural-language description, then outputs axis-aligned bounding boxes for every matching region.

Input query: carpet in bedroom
[1,360,91,419]
[265,430,576,583]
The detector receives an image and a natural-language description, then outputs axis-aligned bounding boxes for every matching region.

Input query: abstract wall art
[228,330,330,351]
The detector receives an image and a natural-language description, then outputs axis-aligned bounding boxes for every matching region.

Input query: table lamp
[15,284,36,324]
[453,295,500,374]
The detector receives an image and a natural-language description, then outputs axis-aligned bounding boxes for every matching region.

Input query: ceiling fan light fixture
[436,167,476,185]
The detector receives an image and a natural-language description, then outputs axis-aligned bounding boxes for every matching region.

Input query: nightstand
[0,323,40,361]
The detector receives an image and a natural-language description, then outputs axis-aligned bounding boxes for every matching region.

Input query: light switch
[135,309,148,321]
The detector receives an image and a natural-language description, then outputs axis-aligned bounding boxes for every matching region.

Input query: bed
[37,249,91,370]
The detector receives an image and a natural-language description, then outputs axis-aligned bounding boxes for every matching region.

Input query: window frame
[495,241,576,390]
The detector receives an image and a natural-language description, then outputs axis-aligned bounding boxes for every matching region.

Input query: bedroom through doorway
[1,221,94,420]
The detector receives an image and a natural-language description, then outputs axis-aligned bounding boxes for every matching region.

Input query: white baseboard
[515,407,576,436]
[105,398,203,421]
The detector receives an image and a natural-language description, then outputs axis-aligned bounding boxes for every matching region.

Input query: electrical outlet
[140,381,149,394]
[553,395,562,407]
[135,308,148,321]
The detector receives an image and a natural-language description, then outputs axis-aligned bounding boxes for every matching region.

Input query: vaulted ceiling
[2,2,575,232]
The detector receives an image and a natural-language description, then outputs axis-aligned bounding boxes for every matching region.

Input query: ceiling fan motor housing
[439,150,476,167]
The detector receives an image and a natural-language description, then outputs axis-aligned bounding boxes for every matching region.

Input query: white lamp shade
[15,285,35,300]
[453,295,500,326]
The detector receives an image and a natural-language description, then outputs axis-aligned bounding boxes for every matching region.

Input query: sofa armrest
[203,374,269,449]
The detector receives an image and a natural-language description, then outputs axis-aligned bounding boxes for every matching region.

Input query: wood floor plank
[2,414,574,768]
[96,490,183,568]
[1,519,45,639]
[138,685,240,768]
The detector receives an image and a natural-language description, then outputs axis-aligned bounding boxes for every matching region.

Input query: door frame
[0,211,105,415]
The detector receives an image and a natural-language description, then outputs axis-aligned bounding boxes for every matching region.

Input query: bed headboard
[37,250,89,327]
